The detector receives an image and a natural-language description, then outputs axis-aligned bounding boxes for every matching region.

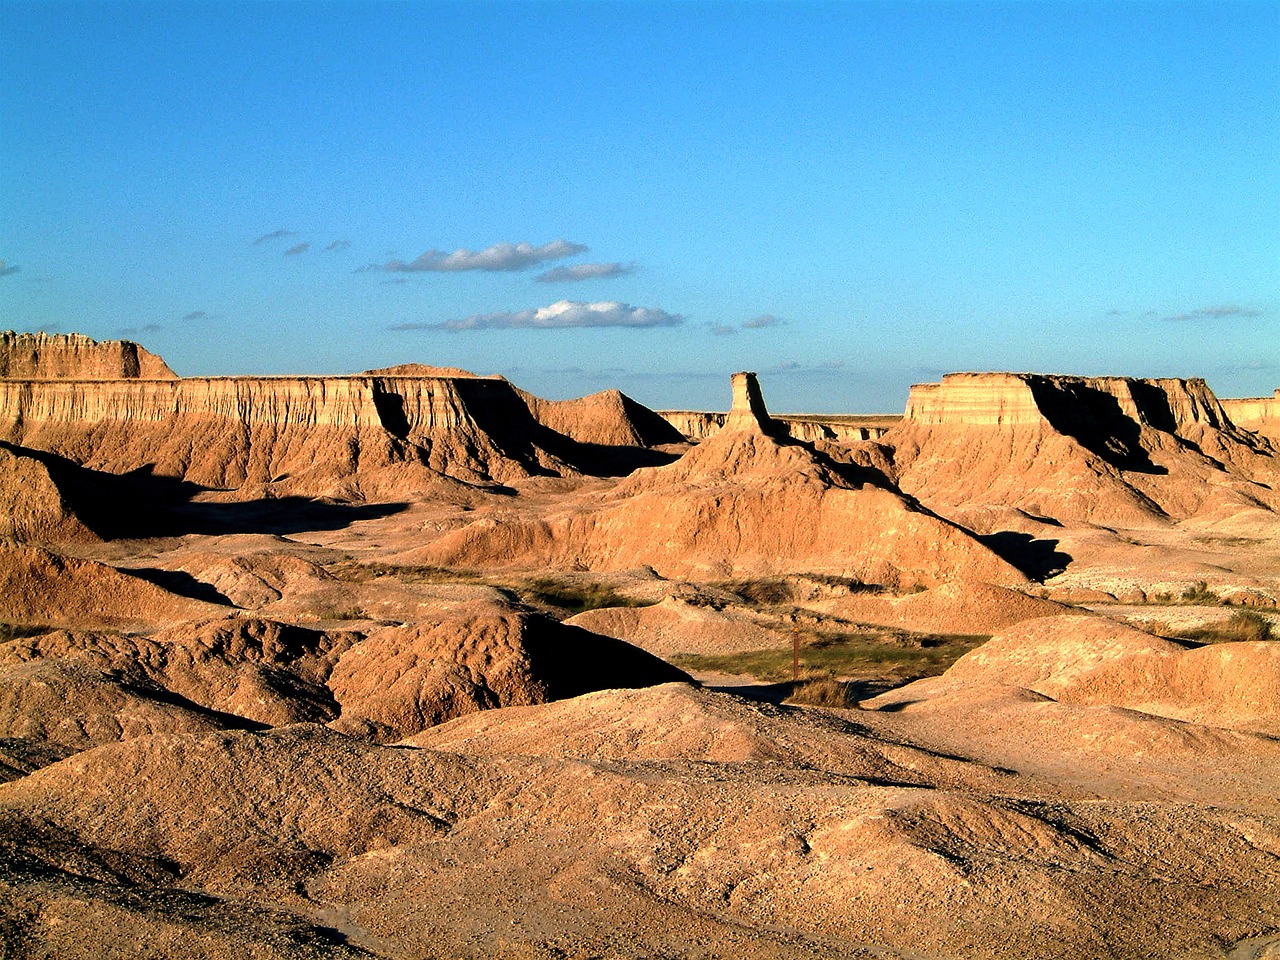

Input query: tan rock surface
[328,603,691,741]
[0,653,241,752]
[0,331,176,380]
[2,346,1279,959]
[0,347,682,502]
[566,596,784,655]
[416,377,1027,587]
[0,441,96,543]
[0,544,228,629]
[811,581,1077,636]
[0,374,575,494]
[1223,388,1280,441]
[2,693,1277,959]
[877,372,1280,529]
[518,386,686,448]
[869,614,1280,735]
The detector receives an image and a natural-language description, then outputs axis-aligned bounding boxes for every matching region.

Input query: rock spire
[724,371,779,435]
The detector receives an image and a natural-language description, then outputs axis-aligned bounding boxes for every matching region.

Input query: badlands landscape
[2,330,1280,959]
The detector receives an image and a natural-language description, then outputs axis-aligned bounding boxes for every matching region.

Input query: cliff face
[659,410,897,443]
[0,375,591,497]
[904,372,1238,433]
[0,332,176,380]
[1222,390,1280,442]
[884,372,1280,528]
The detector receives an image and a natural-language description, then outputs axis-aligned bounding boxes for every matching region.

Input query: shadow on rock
[978,531,1073,581]
[3,441,409,540]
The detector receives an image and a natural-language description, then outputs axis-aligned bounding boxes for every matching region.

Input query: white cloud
[253,229,293,245]
[0,260,19,277]
[325,240,351,252]
[181,310,207,322]
[743,313,783,329]
[380,240,587,273]
[390,300,684,332]
[284,242,311,256]
[709,323,737,336]
[535,262,633,283]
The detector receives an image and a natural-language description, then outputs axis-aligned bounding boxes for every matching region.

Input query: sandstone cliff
[415,374,1027,587]
[0,336,688,504]
[1222,389,1280,442]
[0,374,567,494]
[876,372,1280,528]
[660,409,898,442]
[0,331,176,380]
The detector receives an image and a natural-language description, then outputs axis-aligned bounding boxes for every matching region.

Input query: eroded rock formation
[0,370,681,502]
[874,372,1280,529]
[0,331,176,380]
[417,374,1026,587]
[1223,389,1280,442]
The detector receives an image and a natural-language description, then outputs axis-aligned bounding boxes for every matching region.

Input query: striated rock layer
[0,374,686,501]
[660,409,898,442]
[1223,389,1280,442]
[876,372,1280,529]
[0,334,685,503]
[0,331,176,380]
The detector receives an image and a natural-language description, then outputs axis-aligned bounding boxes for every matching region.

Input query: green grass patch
[670,630,988,684]
[1179,609,1274,644]
[711,574,884,608]
[1180,581,1223,605]
[326,561,477,584]
[520,578,656,617]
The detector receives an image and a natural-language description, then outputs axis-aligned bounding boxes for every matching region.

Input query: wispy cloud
[0,260,19,277]
[764,359,846,375]
[253,229,294,245]
[119,323,165,335]
[390,300,683,332]
[378,240,587,273]
[1161,304,1262,322]
[704,313,786,335]
[325,239,351,252]
[284,242,311,256]
[535,262,633,283]
[181,310,207,322]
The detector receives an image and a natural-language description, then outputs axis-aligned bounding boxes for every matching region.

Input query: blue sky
[2,0,1276,412]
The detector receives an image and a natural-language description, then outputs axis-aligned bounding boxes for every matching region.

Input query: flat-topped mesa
[903,371,1239,435]
[887,371,1280,529]
[723,371,781,435]
[1222,389,1280,442]
[0,331,177,380]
